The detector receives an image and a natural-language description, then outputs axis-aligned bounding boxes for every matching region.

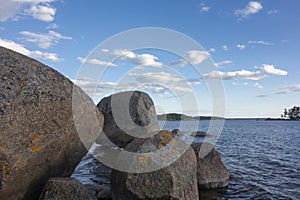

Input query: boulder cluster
[0,47,229,200]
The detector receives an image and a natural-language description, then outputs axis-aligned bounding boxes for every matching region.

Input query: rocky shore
[0,47,229,200]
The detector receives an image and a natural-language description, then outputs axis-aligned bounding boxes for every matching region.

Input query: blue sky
[0,0,299,118]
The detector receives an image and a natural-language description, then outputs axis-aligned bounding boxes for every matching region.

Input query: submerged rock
[191,131,213,137]
[96,91,159,148]
[39,177,97,200]
[111,130,199,200]
[0,47,104,200]
[192,142,229,189]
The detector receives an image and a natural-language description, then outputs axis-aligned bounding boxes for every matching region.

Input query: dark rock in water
[39,177,97,200]
[171,128,184,136]
[96,91,159,148]
[191,142,229,189]
[0,47,104,200]
[191,131,212,137]
[111,130,199,200]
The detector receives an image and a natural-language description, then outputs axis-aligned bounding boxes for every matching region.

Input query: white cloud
[267,10,278,15]
[101,49,110,53]
[187,50,210,65]
[170,50,210,67]
[30,50,62,62]
[72,78,118,96]
[253,82,263,89]
[222,45,229,51]
[235,1,263,18]
[233,81,261,88]
[128,72,199,93]
[0,38,30,55]
[25,4,56,22]
[0,0,57,22]
[277,84,300,94]
[204,70,266,80]
[111,49,163,68]
[204,64,288,81]
[0,38,62,62]
[129,72,182,84]
[209,48,216,53]
[77,57,117,67]
[46,23,58,29]
[214,60,232,67]
[20,30,72,49]
[237,44,246,50]
[72,71,200,98]
[200,6,210,13]
[248,40,273,46]
[260,64,287,76]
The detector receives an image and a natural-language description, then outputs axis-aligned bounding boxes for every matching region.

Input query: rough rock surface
[191,142,229,189]
[96,189,112,200]
[39,177,97,200]
[111,130,199,200]
[96,91,159,148]
[0,47,104,200]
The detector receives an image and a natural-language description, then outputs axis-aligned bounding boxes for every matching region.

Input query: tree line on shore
[281,106,300,120]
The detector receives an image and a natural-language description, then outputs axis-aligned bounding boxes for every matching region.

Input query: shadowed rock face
[111,130,199,200]
[39,178,97,200]
[192,142,229,190]
[96,91,159,148]
[0,47,104,200]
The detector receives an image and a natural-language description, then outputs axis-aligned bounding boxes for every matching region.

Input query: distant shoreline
[265,118,300,121]
[157,113,300,121]
[156,113,224,121]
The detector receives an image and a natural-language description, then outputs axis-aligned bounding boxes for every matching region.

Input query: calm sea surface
[72,120,300,199]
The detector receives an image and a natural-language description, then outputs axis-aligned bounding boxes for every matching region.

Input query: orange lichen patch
[169,140,177,147]
[175,160,180,164]
[172,151,178,155]
[138,156,148,164]
[2,165,10,173]
[138,153,152,164]
[15,154,22,159]
[1,143,7,149]
[14,154,28,168]
[127,175,133,179]
[45,140,51,145]
[30,144,41,152]
[158,130,173,149]
[158,143,164,149]
[31,133,39,143]
[159,130,171,138]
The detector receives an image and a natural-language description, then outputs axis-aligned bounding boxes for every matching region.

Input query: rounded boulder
[0,47,104,200]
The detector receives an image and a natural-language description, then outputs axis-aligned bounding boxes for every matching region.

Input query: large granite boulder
[39,177,97,200]
[111,130,199,200]
[96,91,159,148]
[0,47,104,200]
[191,142,229,189]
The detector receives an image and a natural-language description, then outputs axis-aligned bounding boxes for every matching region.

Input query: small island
[157,113,224,121]
[266,106,300,121]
